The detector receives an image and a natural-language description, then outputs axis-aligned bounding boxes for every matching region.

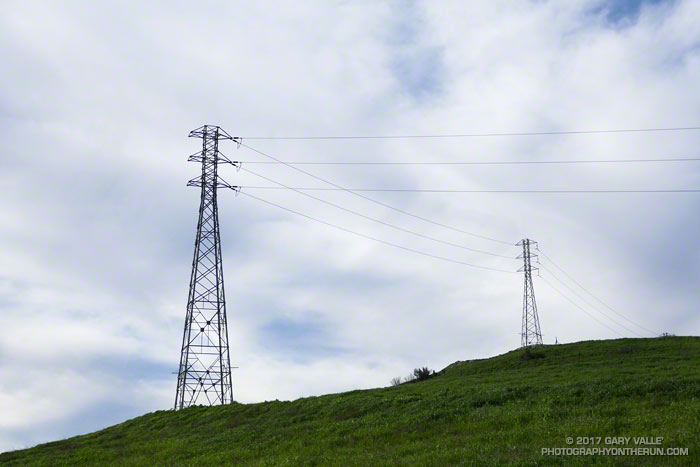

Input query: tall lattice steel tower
[175,125,239,410]
[518,238,543,347]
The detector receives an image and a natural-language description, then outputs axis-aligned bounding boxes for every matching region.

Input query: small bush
[413,367,435,382]
[392,367,436,386]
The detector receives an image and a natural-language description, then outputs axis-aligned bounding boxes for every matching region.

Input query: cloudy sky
[1,0,699,452]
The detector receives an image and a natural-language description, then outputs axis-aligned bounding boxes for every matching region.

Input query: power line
[240,126,700,140]
[537,248,659,336]
[539,275,626,338]
[231,188,654,336]
[539,264,645,337]
[238,157,700,165]
[239,166,516,259]
[239,142,514,245]
[235,189,518,273]
[238,186,700,194]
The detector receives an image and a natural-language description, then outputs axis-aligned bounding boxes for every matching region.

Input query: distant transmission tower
[517,238,543,346]
[175,125,239,410]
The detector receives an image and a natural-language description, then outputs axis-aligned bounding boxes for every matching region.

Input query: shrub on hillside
[413,367,435,381]
[391,367,436,386]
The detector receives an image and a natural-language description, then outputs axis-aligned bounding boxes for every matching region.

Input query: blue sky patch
[259,315,351,363]
[591,0,672,25]
[386,2,445,101]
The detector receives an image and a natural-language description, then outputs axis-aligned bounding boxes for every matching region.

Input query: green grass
[2,337,699,465]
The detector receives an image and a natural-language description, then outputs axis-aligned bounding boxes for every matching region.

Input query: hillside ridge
[2,336,699,466]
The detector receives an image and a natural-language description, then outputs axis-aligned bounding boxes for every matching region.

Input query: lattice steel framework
[175,125,239,410]
[518,238,543,347]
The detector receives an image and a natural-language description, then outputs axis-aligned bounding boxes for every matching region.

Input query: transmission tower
[175,125,239,410]
[518,238,543,347]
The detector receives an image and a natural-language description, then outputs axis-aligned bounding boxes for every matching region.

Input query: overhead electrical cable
[238,142,515,245]
[537,248,659,336]
[239,126,700,140]
[239,166,516,259]
[238,157,700,166]
[539,264,645,337]
[237,186,700,194]
[539,275,626,338]
[234,189,518,273]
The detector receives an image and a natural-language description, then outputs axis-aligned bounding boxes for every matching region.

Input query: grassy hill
[2,337,699,465]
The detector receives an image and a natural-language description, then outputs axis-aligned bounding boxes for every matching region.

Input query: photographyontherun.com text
[542,436,688,457]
